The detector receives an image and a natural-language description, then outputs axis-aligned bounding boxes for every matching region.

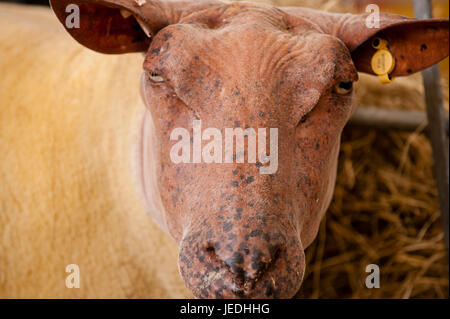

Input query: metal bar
[413,0,449,258]
[349,107,449,135]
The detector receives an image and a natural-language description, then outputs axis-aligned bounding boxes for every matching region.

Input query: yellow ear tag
[371,38,395,84]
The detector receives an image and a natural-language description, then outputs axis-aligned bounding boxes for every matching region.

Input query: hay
[242,0,450,299]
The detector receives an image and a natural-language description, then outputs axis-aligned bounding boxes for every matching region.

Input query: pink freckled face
[139,6,357,298]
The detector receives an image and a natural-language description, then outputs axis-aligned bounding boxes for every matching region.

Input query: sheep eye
[334,81,353,95]
[148,71,164,83]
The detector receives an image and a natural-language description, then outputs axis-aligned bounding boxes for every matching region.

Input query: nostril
[271,246,282,264]
[205,245,216,258]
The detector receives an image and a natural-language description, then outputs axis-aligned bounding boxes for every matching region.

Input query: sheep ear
[50,0,224,54]
[283,8,449,76]
[346,17,449,76]
[50,0,156,54]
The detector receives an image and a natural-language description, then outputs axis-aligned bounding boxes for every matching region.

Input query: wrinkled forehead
[143,3,356,116]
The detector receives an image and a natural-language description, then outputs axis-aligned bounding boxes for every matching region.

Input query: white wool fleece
[0,4,191,299]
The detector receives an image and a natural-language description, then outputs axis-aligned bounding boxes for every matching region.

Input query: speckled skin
[51,0,449,299]
[141,7,357,298]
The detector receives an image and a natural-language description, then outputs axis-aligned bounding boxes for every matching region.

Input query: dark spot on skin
[226,243,234,251]
[225,252,244,267]
[180,255,192,269]
[215,289,224,299]
[407,69,413,74]
[201,289,210,298]
[265,285,274,297]
[420,44,428,51]
[231,181,239,187]
[163,32,173,41]
[269,245,279,258]
[251,258,266,272]
[249,229,262,237]
[244,176,255,184]
[228,233,237,241]
[223,221,233,232]
[226,195,234,202]
[258,111,265,117]
[232,287,245,297]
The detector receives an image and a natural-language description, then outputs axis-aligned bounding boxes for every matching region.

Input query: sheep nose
[206,238,284,294]
[178,222,305,298]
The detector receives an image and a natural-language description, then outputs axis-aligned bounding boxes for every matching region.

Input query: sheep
[0,1,448,298]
